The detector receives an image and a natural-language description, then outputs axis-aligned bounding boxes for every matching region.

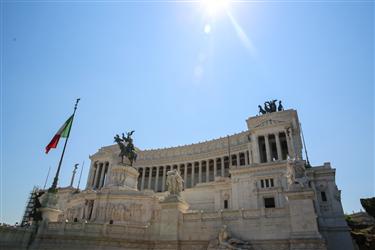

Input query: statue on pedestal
[114,131,137,166]
[166,169,184,196]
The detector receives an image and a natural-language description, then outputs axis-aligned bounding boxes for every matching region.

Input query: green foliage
[345,214,354,224]
[360,197,375,218]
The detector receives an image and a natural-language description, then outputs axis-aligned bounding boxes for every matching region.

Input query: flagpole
[43,166,51,190]
[300,122,311,168]
[49,98,80,192]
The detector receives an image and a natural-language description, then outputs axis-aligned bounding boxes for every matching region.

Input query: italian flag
[45,115,74,154]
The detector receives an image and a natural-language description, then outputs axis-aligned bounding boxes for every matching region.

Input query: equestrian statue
[114,130,138,166]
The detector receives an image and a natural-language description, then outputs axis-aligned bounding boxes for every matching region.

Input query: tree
[360,197,375,218]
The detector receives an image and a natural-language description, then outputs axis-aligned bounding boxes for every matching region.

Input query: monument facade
[1,108,354,250]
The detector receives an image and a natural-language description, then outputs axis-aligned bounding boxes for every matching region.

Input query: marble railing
[183,208,288,222]
[46,222,149,239]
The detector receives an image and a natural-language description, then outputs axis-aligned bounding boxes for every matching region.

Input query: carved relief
[93,203,146,223]
[286,161,309,189]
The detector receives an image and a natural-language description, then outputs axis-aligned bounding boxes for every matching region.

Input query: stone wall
[0,225,35,249]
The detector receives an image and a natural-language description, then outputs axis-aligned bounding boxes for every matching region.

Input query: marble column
[154,167,160,191]
[184,164,187,187]
[264,135,271,162]
[90,164,97,188]
[285,129,293,159]
[275,132,282,160]
[214,159,217,178]
[206,161,209,182]
[221,157,225,176]
[237,153,241,166]
[289,128,297,159]
[93,164,101,189]
[141,167,146,191]
[254,135,260,163]
[162,166,166,192]
[148,167,152,189]
[191,163,195,187]
[102,163,108,188]
[86,163,95,189]
[198,161,202,183]
[100,164,107,188]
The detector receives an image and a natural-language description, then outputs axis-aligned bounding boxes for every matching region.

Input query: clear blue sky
[1,0,374,224]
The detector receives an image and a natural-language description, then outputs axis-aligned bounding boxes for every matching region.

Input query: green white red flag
[45,115,74,154]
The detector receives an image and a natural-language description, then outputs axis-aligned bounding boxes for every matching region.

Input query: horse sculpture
[258,99,284,115]
[114,130,137,166]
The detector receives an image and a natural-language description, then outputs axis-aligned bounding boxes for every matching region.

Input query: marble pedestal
[160,195,189,240]
[38,207,62,222]
[106,164,139,190]
[286,189,322,239]
[38,192,62,222]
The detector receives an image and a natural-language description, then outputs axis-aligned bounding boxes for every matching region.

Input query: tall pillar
[154,167,160,191]
[86,162,95,189]
[148,167,152,189]
[93,164,101,189]
[221,157,225,176]
[214,159,217,179]
[254,135,260,163]
[99,163,106,188]
[285,129,293,159]
[191,163,195,187]
[141,167,146,190]
[206,161,209,182]
[198,161,202,183]
[264,135,271,162]
[289,128,297,159]
[184,164,187,187]
[162,166,166,192]
[90,164,97,189]
[275,133,282,160]
[237,153,241,166]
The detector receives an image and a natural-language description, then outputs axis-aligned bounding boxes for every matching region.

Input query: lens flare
[201,0,231,17]
[204,24,212,34]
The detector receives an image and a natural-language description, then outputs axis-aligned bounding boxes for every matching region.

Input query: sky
[1,0,374,224]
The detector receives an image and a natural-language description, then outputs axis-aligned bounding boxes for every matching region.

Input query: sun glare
[201,0,231,17]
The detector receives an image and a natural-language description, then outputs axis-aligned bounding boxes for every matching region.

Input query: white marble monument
[2,108,354,250]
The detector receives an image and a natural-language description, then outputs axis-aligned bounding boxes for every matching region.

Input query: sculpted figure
[277,100,284,111]
[114,131,137,166]
[287,161,310,189]
[294,175,309,188]
[166,169,184,196]
[264,102,272,113]
[258,105,266,115]
[270,99,277,112]
[218,225,252,249]
[260,100,281,114]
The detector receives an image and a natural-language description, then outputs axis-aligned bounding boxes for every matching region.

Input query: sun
[200,0,231,17]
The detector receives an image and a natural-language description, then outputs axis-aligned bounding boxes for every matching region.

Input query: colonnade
[137,151,248,192]
[88,162,109,190]
[256,131,291,163]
